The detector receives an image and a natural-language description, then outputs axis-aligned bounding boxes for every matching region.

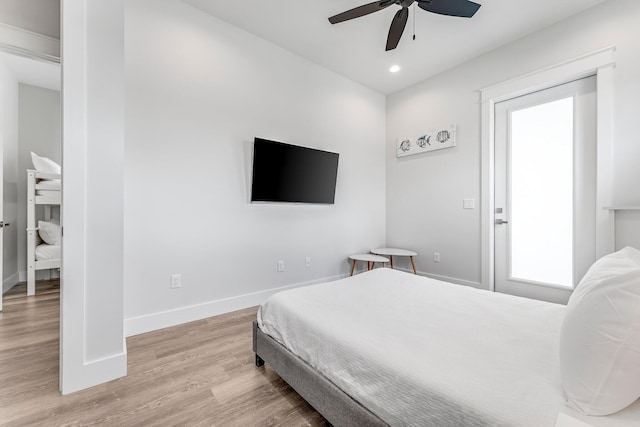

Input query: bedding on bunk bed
[30,152,61,196]
[35,179,60,197]
[35,244,60,261]
[258,267,640,427]
[35,179,61,188]
[34,220,60,262]
[36,189,59,197]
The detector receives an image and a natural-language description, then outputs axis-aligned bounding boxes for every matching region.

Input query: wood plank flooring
[0,281,329,426]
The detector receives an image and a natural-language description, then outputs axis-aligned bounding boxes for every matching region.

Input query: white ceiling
[183,0,607,94]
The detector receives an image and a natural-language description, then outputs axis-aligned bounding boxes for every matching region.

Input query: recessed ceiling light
[389,65,401,73]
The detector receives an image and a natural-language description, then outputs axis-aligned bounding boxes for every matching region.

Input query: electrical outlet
[433,252,441,263]
[170,274,181,289]
[277,260,285,272]
[305,257,311,268]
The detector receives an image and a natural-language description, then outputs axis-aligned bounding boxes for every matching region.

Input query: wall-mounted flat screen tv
[251,138,339,204]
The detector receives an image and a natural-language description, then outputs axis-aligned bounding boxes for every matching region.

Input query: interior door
[494,76,596,304]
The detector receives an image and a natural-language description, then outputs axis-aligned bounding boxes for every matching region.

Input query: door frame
[480,46,616,292]
[493,77,596,303]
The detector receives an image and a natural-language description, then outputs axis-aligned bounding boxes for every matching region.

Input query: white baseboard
[60,348,127,395]
[124,275,344,337]
[3,272,19,294]
[18,269,59,283]
[394,267,484,289]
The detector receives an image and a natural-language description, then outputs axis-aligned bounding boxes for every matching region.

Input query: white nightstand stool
[348,254,390,276]
[371,248,418,274]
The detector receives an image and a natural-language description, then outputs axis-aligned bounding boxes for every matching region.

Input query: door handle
[0,221,8,228]
[495,219,509,225]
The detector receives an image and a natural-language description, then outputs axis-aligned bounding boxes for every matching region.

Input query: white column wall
[60,0,125,394]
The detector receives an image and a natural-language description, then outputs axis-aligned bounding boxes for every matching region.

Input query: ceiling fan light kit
[329,0,481,51]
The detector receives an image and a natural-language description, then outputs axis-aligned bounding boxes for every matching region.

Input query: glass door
[494,76,596,304]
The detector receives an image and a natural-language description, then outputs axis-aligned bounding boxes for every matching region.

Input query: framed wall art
[396,125,457,158]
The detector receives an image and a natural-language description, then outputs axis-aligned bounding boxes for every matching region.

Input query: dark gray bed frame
[253,321,389,427]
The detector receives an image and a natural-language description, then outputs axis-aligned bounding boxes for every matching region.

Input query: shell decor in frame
[396,125,457,158]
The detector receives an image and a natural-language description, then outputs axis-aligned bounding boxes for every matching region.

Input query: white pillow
[31,152,61,174]
[560,246,640,415]
[38,220,61,245]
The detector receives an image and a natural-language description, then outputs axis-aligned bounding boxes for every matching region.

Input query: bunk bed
[26,169,61,296]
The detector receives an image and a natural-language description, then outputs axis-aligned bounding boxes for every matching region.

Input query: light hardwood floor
[0,281,329,426]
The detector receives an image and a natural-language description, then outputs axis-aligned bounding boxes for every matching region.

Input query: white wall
[17,83,61,282]
[1,62,18,293]
[60,0,125,394]
[386,0,640,287]
[123,0,386,335]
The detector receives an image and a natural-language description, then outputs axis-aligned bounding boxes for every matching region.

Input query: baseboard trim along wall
[393,267,483,290]
[423,272,483,289]
[2,272,19,293]
[62,349,128,395]
[17,269,59,284]
[124,275,345,337]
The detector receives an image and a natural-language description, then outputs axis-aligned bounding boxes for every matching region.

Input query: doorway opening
[0,51,61,401]
[493,77,596,304]
[479,47,616,301]
[1,52,61,301]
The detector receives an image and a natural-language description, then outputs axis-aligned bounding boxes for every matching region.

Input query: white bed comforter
[258,268,640,427]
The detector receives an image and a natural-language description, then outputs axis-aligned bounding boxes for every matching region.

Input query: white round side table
[348,254,390,276]
[371,248,418,274]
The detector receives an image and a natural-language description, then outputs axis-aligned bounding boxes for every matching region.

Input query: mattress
[35,243,60,261]
[36,179,60,196]
[36,178,61,190]
[258,268,640,427]
[36,189,59,197]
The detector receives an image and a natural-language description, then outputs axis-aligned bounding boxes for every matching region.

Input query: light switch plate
[463,199,475,209]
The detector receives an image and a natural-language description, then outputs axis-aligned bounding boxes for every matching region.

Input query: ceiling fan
[328,0,481,51]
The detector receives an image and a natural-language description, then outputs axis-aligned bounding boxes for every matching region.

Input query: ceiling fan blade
[417,0,481,18]
[386,7,409,51]
[329,1,394,24]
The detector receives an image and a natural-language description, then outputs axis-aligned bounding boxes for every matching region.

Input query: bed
[254,264,640,426]
[27,169,61,296]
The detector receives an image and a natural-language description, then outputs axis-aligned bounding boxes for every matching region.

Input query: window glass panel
[510,97,573,287]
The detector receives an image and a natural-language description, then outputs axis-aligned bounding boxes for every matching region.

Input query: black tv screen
[251,138,339,204]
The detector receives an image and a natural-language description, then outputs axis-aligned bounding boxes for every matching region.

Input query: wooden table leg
[367,261,372,271]
[350,259,356,276]
[389,255,394,268]
[410,256,417,274]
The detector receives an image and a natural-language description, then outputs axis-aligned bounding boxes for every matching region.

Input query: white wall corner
[2,272,19,293]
